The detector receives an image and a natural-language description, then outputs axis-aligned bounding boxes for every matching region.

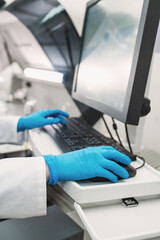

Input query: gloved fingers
[95,146,117,151]
[58,115,67,125]
[44,117,61,125]
[43,109,69,118]
[44,115,67,125]
[97,167,118,182]
[100,148,131,165]
[100,159,129,179]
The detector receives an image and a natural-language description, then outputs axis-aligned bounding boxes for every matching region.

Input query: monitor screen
[72,0,160,125]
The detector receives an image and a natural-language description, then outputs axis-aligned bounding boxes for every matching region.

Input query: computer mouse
[90,163,136,182]
[118,162,136,178]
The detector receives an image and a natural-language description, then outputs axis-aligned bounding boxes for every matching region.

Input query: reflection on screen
[76,0,144,111]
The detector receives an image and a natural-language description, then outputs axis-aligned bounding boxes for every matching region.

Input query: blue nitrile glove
[17,109,69,132]
[44,146,132,184]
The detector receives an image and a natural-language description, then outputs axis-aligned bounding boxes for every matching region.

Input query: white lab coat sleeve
[0,156,47,218]
[0,116,24,144]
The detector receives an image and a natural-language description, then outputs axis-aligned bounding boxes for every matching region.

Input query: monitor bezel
[72,0,160,125]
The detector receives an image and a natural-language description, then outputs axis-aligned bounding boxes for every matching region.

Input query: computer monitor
[72,0,160,125]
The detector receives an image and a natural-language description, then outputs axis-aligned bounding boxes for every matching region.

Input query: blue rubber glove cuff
[43,155,58,185]
[17,117,26,132]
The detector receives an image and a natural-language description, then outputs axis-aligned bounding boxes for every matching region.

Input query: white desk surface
[29,128,160,240]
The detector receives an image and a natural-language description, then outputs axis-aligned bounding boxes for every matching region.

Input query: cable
[125,124,145,168]
[125,124,133,154]
[101,115,116,141]
[135,155,145,169]
[102,116,145,170]
[111,118,124,147]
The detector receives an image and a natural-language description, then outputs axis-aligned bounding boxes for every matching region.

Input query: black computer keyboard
[43,117,136,162]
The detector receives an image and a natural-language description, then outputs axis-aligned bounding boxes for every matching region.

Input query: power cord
[111,118,124,147]
[135,155,145,169]
[125,124,133,154]
[101,115,116,141]
[102,115,146,170]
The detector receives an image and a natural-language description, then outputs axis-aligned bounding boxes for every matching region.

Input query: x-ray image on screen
[76,0,144,112]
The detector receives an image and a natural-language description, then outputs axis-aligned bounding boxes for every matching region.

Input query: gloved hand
[17,109,69,132]
[44,146,131,184]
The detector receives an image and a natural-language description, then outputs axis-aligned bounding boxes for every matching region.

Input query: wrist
[45,163,50,182]
[43,155,58,185]
[17,117,26,132]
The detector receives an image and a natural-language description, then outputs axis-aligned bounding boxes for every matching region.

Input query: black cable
[135,155,145,169]
[125,124,146,168]
[102,116,145,170]
[125,124,133,154]
[101,115,116,141]
[111,118,124,147]
[102,116,146,172]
